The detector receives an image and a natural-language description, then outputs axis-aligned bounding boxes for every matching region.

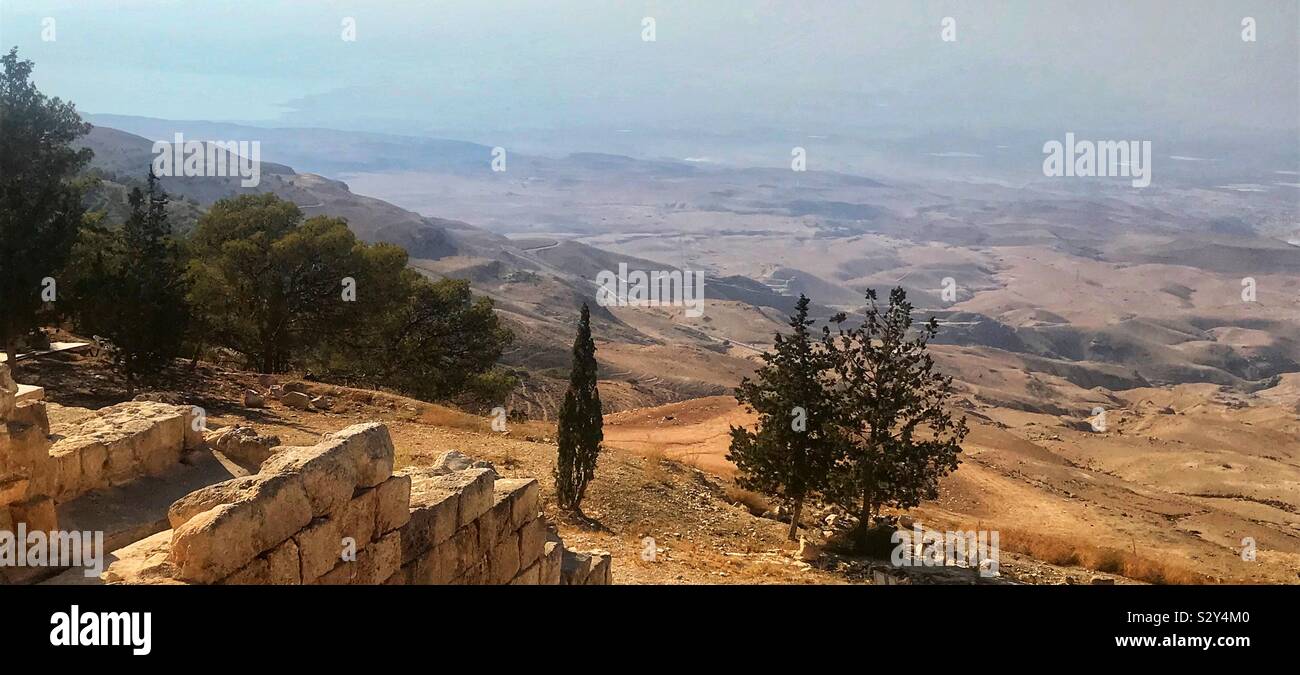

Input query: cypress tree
[555,303,603,511]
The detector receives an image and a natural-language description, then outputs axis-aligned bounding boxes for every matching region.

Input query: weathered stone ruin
[1,364,59,584]
[94,422,610,585]
[2,364,611,585]
[48,401,205,503]
[86,423,610,585]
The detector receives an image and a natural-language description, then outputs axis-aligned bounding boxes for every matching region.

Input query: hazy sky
[3,0,1297,151]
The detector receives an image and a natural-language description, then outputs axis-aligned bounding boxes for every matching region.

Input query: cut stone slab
[15,384,44,403]
[0,341,91,364]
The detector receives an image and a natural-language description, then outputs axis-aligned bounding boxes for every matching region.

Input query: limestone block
[168,474,266,528]
[315,560,357,585]
[281,391,313,411]
[101,530,185,585]
[15,384,44,404]
[340,488,377,550]
[242,390,265,408]
[510,562,541,585]
[488,530,521,584]
[50,449,81,502]
[484,487,514,546]
[11,400,49,436]
[221,539,300,585]
[560,550,592,586]
[450,523,480,578]
[406,539,458,585]
[354,531,401,584]
[79,442,109,493]
[294,515,344,583]
[168,474,313,583]
[321,422,394,488]
[398,469,460,563]
[499,478,540,530]
[267,537,302,584]
[541,537,564,585]
[374,474,411,534]
[452,560,487,585]
[415,468,493,528]
[104,435,140,486]
[586,551,612,585]
[518,517,546,569]
[168,471,318,532]
[206,425,280,472]
[259,439,359,517]
[136,411,185,476]
[220,557,270,585]
[1,410,51,479]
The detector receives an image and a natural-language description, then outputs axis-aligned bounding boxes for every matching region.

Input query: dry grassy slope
[602,376,1300,584]
[215,377,1149,584]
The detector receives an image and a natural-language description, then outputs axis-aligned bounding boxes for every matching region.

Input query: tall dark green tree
[728,295,845,540]
[555,303,603,511]
[827,287,968,548]
[0,48,93,369]
[70,172,189,392]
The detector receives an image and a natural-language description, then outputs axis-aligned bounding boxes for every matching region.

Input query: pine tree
[555,303,603,511]
[0,48,93,370]
[827,287,968,549]
[728,295,844,540]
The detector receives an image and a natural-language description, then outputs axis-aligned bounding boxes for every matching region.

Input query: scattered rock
[281,391,314,411]
[431,450,474,474]
[1090,576,1115,585]
[796,537,822,562]
[310,396,334,412]
[205,425,282,472]
[242,390,266,408]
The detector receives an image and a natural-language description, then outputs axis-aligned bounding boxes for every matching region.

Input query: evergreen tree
[555,303,603,511]
[728,295,844,540]
[186,193,514,400]
[71,172,189,392]
[186,194,358,373]
[0,48,93,369]
[827,287,968,548]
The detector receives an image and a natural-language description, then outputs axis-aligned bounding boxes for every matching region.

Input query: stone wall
[48,401,205,503]
[99,421,612,585]
[1,363,60,574]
